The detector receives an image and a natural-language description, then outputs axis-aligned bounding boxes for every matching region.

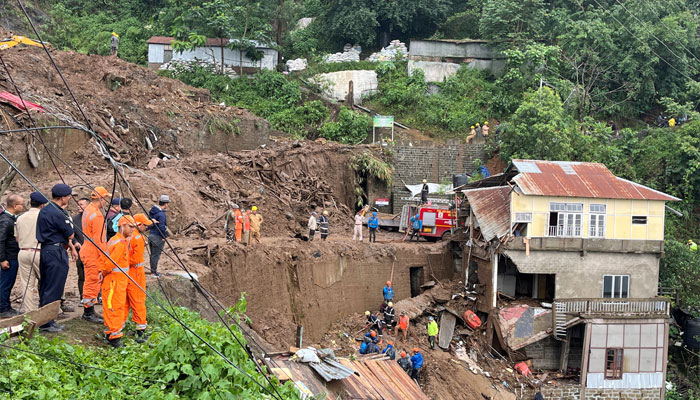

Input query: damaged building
[458,159,677,400]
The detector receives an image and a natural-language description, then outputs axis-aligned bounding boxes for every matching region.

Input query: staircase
[554,302,568,340]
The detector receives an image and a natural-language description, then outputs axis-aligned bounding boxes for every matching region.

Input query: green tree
[480,0,547,44]
[499,87,574,160]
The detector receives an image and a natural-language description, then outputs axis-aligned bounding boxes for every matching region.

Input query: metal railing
[554,298,670,317]
[547,225,582,237]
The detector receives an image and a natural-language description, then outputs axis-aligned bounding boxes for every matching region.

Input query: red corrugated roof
[510,160,679,201]
[464,186,512,241]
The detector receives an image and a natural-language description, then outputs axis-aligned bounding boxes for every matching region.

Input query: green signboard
[373,115,394,128]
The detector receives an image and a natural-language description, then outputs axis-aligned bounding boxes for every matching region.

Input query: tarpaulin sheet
[0,92,44,112]
[404,183,453,198]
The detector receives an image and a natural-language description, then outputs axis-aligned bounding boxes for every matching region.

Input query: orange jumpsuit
[234,209,243,242]
[102,232,130,340]
[126,232,147,331]
[80,202,108,308]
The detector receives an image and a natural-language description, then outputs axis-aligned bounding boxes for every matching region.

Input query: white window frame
[549,202,583,237]
[602,275,630,298]
[514,212,532,223]
[589,204,606,238]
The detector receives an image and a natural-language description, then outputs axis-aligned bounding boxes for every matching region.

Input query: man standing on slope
[15,192,46,312]
[80,186,111,323]
[126,213,152,343]
[368,212,379,243]
[149,195,169,277]
[36,184,76,332]
[249,206,263,244]
[102,215,135,348]
[0,194,24,317]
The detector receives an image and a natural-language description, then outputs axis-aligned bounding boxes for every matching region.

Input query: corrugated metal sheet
[309,358,356,381]
[464,186,512,241]
[510,160,679,201]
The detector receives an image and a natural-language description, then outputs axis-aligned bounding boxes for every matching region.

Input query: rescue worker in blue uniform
[36,184,77,332]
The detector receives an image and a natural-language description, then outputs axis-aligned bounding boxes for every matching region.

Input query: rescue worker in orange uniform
[102,214,135,348]
[126,213,152,343]
[235,207,243,242]
[80,186,111,323]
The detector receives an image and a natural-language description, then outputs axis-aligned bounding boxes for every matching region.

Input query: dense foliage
[0,297,299,399]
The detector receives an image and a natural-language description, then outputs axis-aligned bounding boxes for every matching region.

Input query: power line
[612,0,699,71]
[589,0,697,83]
[0,151,282,400]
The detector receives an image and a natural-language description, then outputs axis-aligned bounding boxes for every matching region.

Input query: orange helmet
[386,281,391,286]
[370,331,377,338]
[413,348,419,353]
[400,351,407,357]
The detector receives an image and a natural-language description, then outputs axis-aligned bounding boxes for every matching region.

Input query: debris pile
[367,40,409,62]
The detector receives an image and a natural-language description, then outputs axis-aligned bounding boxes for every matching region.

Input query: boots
[82,306,103,323]
[108,337,123,348]
[135,329,148,343]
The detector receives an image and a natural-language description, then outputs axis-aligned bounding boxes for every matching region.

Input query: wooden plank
[0,300,60,334]
[270,367,293,382]
[438,312,456,349]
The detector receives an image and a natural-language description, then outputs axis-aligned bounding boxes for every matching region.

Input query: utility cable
[589,0,698,83]
[0,152,282,400]
[612,0,699,72]
[0,123,281,397]
[16,0,95,132]
[0,343,168,385]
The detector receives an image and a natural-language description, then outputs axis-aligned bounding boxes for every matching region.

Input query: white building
[147,36,278,72]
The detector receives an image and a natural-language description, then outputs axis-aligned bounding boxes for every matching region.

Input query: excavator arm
[0,35,47,51]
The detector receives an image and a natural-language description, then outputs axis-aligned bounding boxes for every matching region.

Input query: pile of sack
[367,40,408,62]
[323,44,361,63]
[286,58,308,72]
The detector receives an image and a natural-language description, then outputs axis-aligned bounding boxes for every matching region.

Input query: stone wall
[521,386,662,400]
[388,140,487,213]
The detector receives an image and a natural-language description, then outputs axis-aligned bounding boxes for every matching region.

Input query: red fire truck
[400,204,456,241]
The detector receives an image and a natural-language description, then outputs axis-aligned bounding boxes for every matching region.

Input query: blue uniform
[36,201,73,327]
[383,285,394,302]
[368,216,379,229]
[410,352,424,384]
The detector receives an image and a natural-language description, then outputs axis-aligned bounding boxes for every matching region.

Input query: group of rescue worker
[357,280,439,386]
[223,204,264,245]
[0,184,172,348]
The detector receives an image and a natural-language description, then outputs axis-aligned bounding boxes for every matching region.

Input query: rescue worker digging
[102,215,136,348]
[80,186,111,323]
[126,213,152,343]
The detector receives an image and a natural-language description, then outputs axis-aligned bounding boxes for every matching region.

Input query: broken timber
[0,300,61,337]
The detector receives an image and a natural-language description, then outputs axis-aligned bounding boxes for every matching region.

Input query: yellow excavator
[0,35,47,51]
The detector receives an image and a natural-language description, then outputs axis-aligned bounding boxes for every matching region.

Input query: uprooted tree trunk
[0,165,18,198]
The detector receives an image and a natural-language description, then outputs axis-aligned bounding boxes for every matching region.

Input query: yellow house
[507,160,679,241]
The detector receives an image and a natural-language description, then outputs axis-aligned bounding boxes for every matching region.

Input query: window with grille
[549,203,583,237]
[605,348,624,379]
[590,214,605,237]
[514,213,532,223]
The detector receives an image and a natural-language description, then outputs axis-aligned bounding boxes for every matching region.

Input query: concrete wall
[409,39,500,59]
[388,141,487,214]
[148,44,278,70]
[520,386,661,400]
[504,250,659,299]
[313,70,378,103]
[407,59,505,82]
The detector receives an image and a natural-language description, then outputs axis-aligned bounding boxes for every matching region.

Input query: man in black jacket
[72,198,89,299]
[0,194,24,318]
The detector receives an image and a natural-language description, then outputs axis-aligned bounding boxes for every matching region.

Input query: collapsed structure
[457,159,677,400]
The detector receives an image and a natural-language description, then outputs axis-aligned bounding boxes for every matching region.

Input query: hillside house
[146,36,278,72]
[458,159,678,400]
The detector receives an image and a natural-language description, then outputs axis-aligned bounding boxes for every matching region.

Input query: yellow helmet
[252,206,258,211]
[475,123,480,126]
[470,125,474,129]
[484,121,489,125]
[112,32,119,37]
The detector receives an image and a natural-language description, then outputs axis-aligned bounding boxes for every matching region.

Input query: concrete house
[408,39,506,83]
[147,36,278,72]
[458,159,678,400]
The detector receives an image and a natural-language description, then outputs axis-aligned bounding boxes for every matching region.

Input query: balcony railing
[548,225,582,237]
[554,297,670,317]
[552,298,670,339]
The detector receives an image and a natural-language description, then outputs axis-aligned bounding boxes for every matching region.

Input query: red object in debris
[515,362,532,377]
[463,310,482,329]
[0,92,44,112]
